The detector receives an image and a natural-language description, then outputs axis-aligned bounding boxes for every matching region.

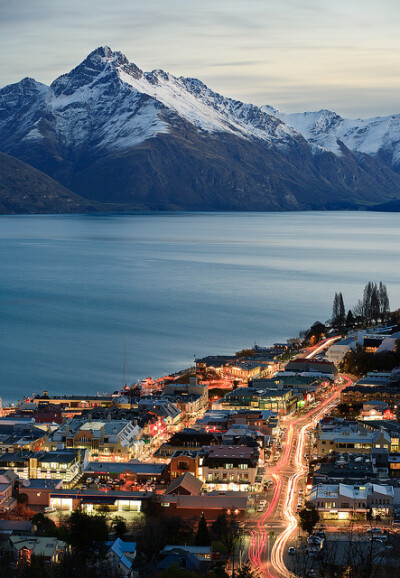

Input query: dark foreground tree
[68,510,108,554]
[298,502,320,535]
[195,513,210,546]
[112,516,127,538]
[346,309,355,328]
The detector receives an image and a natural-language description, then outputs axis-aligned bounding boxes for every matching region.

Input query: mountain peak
[0,76,47,96]
[86,46,129,66]
[50,46,142,97]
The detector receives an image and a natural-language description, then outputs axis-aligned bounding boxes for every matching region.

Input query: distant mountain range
[1,46,400,214]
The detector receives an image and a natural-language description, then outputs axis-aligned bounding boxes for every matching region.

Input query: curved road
[248,375,353,577]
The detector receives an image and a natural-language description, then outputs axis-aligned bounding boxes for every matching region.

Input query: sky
[1,0,400,118]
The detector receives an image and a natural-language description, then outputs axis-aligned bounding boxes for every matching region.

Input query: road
[248,375,353,578]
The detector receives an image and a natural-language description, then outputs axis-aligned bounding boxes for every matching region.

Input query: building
[21,479,63,507]
[325,337,356,365]
[0,520,34,536]
[363,420,400,453]
[158,545,212,573]
[360,400,389,421]
[83,461,166,484]
[341,385,400,407]
[30,393,114,410]
[159,492,248,521]
[200,445,259,491]
[311,452,384,486]
[0,419,47,453]
[0,475,14,511]
[49,488,152,513]
[284,358,338,377]
[138,399,182,428]
[155,429,221,458]
[165,472,203,495]
[220,388,296,415]
[49,418,141,459]
[9,536,67,567]
[0,449,87,484]
[169,450,203,479]
[105,538,136,577]
[309,482,394,520]
[354,372,392,387]
[316,424,391,456]
[163,380,209,414]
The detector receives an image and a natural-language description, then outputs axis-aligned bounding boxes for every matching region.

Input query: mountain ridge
[1,46,400,213]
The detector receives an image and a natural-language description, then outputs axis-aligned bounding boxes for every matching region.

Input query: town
[1,290,400,577]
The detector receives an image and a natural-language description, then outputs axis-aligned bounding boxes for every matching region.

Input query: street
[247,375,353,578]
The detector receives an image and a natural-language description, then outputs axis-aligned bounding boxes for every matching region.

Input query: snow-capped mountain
[265,106,400,169]
[1,46,400,213]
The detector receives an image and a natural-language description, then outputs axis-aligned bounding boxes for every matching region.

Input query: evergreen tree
[379,282,390,321]
[332,292,339,325]
[346,309,355,328]
[370,284,380,322]
[338,292,345,326]
[363,282,373,323]
[195,513,210,546]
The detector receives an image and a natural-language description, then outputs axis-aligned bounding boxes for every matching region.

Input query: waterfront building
[0,419,47,453]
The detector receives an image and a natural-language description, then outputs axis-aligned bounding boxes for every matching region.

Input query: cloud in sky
[1,0,400,117]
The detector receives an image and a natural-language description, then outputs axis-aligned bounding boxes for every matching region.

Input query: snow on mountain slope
[6,47,299,154]
[0,77,48,147]
[119,68,297,146]
[263,106,400,168]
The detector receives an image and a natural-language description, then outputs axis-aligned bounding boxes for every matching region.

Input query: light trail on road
[248,375,353,577]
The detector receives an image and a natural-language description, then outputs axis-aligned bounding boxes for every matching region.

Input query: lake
[0,211,399,404]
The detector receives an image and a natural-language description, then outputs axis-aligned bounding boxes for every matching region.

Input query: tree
[287,337,302,350]
[352,298,365,322]
[332,292,340,325]
[113,516,127,538]
[31,513,58,537]
[379,282,390,321]
[211,512,240,554]
[346,309,355,328]
[370,284,380,322]
[235,348,254,358]
[363,282,373,323]
[68,510,109,555]
[195,513,210,546]
[338,292,345,327]
[305,321,326,343]
[298,502,320,535]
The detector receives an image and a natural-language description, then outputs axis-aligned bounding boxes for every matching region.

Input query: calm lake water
[0,211,399,404]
